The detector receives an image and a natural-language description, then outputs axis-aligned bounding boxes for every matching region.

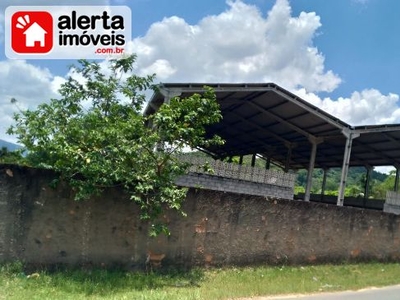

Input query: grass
[1,262,400,300]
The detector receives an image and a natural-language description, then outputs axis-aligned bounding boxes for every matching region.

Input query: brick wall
[176,155,295,199]
[175,173,294,199]
[1,164,400,269]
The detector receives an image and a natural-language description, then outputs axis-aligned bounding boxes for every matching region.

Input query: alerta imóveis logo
[5,6,131,59]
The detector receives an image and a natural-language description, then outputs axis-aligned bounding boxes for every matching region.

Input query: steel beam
[337,131,360,206]
[304,141,318,202]
[158,87,182,104]
[364,165,373,207]
[395,167,400,193]
[321,168,329,201]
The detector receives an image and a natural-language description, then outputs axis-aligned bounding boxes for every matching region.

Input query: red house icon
[24,22,47,47]
[11,11,53,54]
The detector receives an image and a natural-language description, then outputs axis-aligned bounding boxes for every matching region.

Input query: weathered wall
[1,164,400,269]
[296,193,385,210]
[176,173,294,199]
[384,191,400,215]
[177,155,296,199]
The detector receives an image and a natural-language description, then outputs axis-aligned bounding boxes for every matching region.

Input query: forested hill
[0,139,21,151]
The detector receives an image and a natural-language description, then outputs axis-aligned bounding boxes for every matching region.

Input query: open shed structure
[145,83,400,205]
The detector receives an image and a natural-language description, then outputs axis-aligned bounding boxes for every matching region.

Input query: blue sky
[1,0,400,145]
[291,0,400,99]
[128,0,400,98]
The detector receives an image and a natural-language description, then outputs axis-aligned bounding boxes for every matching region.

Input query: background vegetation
[295,167,395,199]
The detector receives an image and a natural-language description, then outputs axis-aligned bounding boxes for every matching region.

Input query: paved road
[253,285,400,300]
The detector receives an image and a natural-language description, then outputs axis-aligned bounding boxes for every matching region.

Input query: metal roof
[145,83,400,170]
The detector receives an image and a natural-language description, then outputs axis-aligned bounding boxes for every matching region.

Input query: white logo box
[5,6,132,59]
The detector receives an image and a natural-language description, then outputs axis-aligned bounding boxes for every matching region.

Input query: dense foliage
[7,55,223,235]
[0,147,25,164]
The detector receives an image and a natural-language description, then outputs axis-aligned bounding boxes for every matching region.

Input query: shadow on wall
[1,164,400,270]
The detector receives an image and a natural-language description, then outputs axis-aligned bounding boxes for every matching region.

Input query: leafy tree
[372,171,396,199]
[8,54,223,235]
[0,147,25,164]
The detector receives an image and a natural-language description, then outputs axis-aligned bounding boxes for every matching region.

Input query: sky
[1,0,400,160]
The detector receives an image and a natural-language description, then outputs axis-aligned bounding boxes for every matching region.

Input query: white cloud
[0,60,63,142]
[2,0,400,150]
[296,88,400,126]
[127,0,400,129]
[140,59,177,80]
[129,0,341,93]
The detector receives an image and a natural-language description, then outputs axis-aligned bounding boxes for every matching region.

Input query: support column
[395,166,400,192]
[321,168,329,201]
[337,131,360,206]
[251,153,256,167]
[266,157,271,170]
[304,141,318,202]
[159,88,182,104]
[284,145,292,173]
[364,165,373,206]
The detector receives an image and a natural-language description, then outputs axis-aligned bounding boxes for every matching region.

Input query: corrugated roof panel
[146,83,400,168]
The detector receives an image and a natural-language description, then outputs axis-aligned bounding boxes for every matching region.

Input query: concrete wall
[384,203,400,215]
[384,191,400,215]
[1,164,400,269]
